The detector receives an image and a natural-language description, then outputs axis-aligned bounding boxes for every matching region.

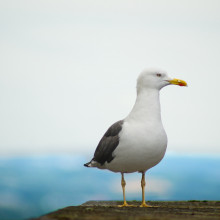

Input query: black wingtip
[84,162,90,167]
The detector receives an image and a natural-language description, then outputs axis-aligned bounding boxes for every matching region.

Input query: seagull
[84,69,187,207]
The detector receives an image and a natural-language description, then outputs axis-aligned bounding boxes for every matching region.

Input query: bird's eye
[156,73,162,77]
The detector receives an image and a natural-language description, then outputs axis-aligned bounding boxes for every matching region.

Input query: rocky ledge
[33,200,220,220]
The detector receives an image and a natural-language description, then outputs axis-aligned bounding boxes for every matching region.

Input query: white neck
[126,88,162,123]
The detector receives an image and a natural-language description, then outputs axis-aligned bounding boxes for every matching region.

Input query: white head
[137,68,187,93]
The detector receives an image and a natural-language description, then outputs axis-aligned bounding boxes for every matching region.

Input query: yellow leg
[118,173,133,207]
[140,172,152,207]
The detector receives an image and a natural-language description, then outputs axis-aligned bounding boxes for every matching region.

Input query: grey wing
[93,120,124,165]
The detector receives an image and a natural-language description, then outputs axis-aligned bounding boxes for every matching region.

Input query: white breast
[105,119,167,173]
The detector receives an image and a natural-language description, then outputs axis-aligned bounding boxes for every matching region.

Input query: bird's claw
[118,202,136,207]
[140,202,154,207]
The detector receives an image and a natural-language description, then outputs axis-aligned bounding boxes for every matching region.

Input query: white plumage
[106,83,167,173]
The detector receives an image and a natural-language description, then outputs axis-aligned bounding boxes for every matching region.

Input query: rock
[32,201,220,220]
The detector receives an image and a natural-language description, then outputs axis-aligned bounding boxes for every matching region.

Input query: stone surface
[33,201,220,220]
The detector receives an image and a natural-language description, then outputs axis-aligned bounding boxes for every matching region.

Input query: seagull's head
[137,68,187,92]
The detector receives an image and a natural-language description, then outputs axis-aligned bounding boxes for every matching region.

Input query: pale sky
[1,0,220,156]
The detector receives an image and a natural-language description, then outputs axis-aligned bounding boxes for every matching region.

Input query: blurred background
[0,0,220,219]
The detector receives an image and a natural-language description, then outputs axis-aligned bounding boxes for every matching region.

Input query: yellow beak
[168,78,187,87]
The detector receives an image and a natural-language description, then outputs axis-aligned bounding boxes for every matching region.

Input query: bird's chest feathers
[118,121,167,152]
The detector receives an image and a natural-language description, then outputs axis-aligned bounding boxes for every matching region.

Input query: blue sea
[0,154,219,220]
